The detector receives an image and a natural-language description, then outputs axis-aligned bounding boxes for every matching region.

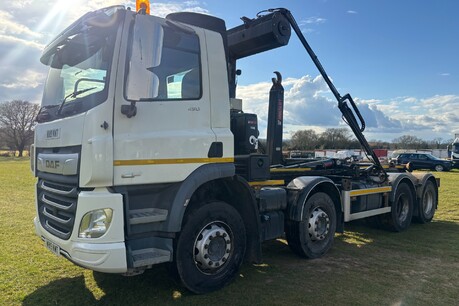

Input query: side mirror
[125,15,163,101]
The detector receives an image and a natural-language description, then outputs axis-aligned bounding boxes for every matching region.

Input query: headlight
[79,208,113,238]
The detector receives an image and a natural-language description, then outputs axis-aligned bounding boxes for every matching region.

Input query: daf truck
[32,2,439,293]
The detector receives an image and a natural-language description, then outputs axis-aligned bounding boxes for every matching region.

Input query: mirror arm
[121,102,137,118]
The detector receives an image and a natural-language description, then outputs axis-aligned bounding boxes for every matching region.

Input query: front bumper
[34,189,127,273]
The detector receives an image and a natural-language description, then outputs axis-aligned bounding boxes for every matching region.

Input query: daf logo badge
[45,160,60,169]
[46,128,60,139]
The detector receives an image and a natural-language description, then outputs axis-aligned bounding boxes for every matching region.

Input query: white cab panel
[113,24,217,185]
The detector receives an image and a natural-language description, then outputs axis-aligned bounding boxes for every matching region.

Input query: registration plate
[45,239,60,256]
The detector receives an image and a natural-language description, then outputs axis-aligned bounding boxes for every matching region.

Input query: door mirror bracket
[121,103,137,118]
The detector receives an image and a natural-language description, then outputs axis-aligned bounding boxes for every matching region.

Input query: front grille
[37,178,79,240]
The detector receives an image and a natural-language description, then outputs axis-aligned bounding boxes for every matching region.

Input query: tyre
[415,180,437,223]
[174,201,246,294]
[381,183,413,232]
[434,164,444,172]
[286,192,337,259]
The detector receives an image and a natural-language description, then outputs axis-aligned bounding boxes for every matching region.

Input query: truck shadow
[22,265,190,305]
[22,220,459,305]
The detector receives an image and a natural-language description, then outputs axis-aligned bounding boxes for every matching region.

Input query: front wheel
[286,192,337,259]
[174,202,246,294]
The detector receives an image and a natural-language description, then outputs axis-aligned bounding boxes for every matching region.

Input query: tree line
[286,128,454,151]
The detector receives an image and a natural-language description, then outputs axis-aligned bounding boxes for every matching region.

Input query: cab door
[112,14,216,186]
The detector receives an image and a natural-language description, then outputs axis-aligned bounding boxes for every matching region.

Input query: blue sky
[0,0,458,142]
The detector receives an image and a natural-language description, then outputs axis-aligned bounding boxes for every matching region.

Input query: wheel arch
[287,176,343,233]
[387,173,417,205]
[164,163,235,232]
[179,174,262,264]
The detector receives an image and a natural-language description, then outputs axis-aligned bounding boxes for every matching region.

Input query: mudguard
[409,172,439,203]
[164,163,235,232]
[286,176,343,232]
[387,172,418,203]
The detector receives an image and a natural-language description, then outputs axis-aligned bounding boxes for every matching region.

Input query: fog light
[79,208,113,238]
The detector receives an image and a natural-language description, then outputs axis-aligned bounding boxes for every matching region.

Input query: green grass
[1,160,458,305]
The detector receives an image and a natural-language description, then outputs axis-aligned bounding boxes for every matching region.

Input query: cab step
[132,248,171,268]
[129,208,168,225]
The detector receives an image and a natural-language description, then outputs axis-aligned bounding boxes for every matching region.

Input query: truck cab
[35,3,230,268]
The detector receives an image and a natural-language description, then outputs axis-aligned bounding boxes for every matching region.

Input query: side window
[160,27,201,100]
[418,154,427,160]
[125,17,201,102]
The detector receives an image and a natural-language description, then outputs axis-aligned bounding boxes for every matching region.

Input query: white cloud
[0,10,43,38]
[0,69,45,89]
[237,75,459,140]
[0,34,44,49]
[301,17,327,25]
[10,0,34,9]
[299,16,326,34]
[347,10,358,14]
[150,2,209,17]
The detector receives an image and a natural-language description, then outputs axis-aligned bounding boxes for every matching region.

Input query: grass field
[0,159,458,305]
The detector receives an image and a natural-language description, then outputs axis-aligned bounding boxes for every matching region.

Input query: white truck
[450,134,459,168]
[32,2,439,293]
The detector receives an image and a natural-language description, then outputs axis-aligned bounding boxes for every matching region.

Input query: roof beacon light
[136,0,150,15]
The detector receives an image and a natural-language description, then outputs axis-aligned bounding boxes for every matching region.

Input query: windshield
[38,6,123,122]
[453,143,459,154]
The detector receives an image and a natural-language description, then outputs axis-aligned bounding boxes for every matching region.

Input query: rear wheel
[174,201,246,294]
[381,183,413,232]
[415,180,437,223]
[286,192,336,259]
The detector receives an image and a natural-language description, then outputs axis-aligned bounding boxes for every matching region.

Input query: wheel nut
[204,254,208,259]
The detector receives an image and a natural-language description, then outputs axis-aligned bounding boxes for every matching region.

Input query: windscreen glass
[38,7,123,122]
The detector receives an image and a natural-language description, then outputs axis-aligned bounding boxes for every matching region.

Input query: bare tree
[392,135,428,150]
[0,100,39,157]
[290,129,319,150]
[319,128,357,149]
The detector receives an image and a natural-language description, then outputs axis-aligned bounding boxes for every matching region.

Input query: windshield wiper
[57,87,97,115]
[35,104,61,123]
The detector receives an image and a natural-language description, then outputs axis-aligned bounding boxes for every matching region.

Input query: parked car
[391,153,452,171]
